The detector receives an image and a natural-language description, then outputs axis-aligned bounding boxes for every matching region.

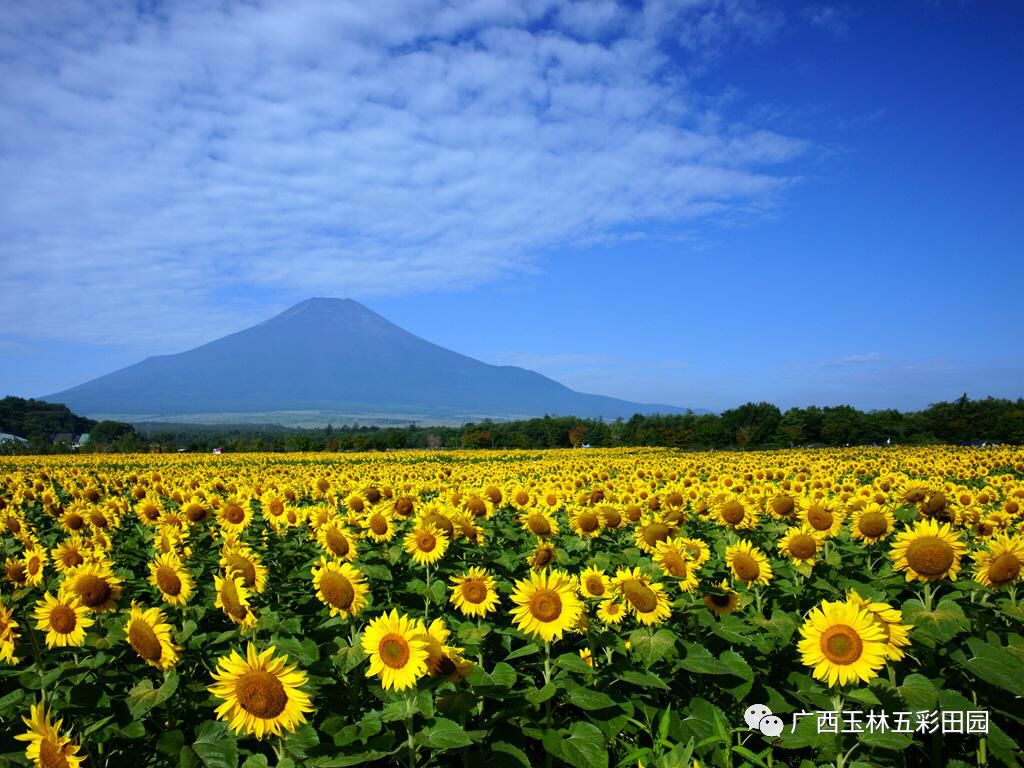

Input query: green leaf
[490,662,517,688]
[285,722,320,759]
[557,652,596,675]
[679,644,726,674]
[896,673,937,710]
[192,721,239,768]
[957,637,1024,696]
[564,685,618,711]
[505,642,539,661]
[618,670,670,690]
[273,636,320,666]
[901,598,968,647]
[490,741,531,767]
[127,672,179,719]
[241,757,269,768]
[418,717,473,750]
[628,629,677,666]
[325,712,382,747]
[561,722,608,768]
[526,683,557,705]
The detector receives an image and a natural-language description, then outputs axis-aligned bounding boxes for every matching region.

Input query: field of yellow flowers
[1,446,1023,768]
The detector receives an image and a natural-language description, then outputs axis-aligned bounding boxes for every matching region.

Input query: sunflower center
[369,515,388,535]
[858,512,888,538]
[143,504,160,521]
[65,513,84,530]
[378,633,411,669]
[788,534,818,560]
[576,511,599,533]
[584,575,606,596]
[50,605,77,634]
[544,493,558,508]
[601,507,621,528]
[622,580,658,613]
[436,655,457,676]
[227,554,257,587]
[721,501,746,524]
[533,548,554,568]
[485,486,502,504]
[642,522,671,547]
[128,619,163,661]
[732,553,761,582]
[466,497,487,517]
[366,489,382,504]
[772,496,795,516]
[988,553,1021,586]
[61,550,85,569]
[235,670,289,719]
[415,532,437,552]
[527,514,551,536]
[349,498,365,514]
[529,589,563,622]
[820,625,863,665]
[319,571,355,609]
[268,500,285,517]
[661,551,688,577]
[317,479,330,493]
[905,537,955,576]
[514,491,530,506]
[223,504,245,524]
[461,579,488,603]
[325,529,350,557]
[806,505,833,531]
[708,593,732,608]
[157,566,182,596]
[75,574,112,607]
[1006,501,1020,515]
[39,739,71,768]
[394,498,413,516]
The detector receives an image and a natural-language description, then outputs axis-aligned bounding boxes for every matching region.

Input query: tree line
[3,394,1022,455]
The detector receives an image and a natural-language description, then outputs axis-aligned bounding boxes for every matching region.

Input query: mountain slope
[44,298,691,422]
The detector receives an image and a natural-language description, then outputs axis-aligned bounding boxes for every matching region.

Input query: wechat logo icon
[744,704,784,738]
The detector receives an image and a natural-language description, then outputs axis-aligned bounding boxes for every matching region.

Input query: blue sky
[1,0,1021,412]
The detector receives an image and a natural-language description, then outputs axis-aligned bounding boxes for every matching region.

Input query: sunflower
[714,494,760,530]
[568,507,603,538]
[33,592,93,649]
[726,540,773,587]
[181,496,210,524]
[612,567,672,625]
[15,701,84,768]
[972,533,1024,589]
[316,521,358,562]
[1,602,20,664]
[134,495,164,527]
[797,599,889,687]
[449,567,500,618]
[596,600,627,625]
[362,609,430,691]
[220,544,269,594]
[778,526,823,567]
[216,495,252,533]
[51,537,89,574]
[509,569,584,643]
[4,556,28,588]
[703,580,741,616]
[652,539,700,591]
[529,540,557,570]
[579,566,612,599]
[21,546,47,588]
[419,618,467,677]
[765,491,800,520]
[403,523,449,567]
[890,518,967,582]
[519,510,559,539]
[62,561,122,612]
[214,573,258,630]
[148,553,194,607]
[209,643,313,739]
[674,537,711,568]
[850,503,896,544]
[633,516,677,554]
[311,558,369,619]
[846,590,912,661]
[801,500,845,537]
[361,510,397,543]
[124,604,181,670]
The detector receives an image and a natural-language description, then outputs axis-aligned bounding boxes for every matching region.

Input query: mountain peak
[44,300,691,423]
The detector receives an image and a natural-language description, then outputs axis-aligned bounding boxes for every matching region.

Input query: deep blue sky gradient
[1,1,1021,412]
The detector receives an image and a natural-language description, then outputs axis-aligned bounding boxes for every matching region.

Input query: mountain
[43,298,694,424]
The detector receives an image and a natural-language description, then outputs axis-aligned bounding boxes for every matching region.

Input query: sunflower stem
[404,708,417,768]
[921,581,935,612]
[21,607,46,690]
[543,641,553,768]
[832,692,845,768]
[424,566,431,624]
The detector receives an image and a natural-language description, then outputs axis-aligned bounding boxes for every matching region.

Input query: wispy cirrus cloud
[0,0,807,349]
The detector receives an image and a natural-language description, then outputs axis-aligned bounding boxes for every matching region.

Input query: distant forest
[2,394,1022,454]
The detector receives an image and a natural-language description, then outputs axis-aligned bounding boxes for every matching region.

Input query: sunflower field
[1,446,1023,768]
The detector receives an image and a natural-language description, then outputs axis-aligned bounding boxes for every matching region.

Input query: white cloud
[0,0,805,347]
